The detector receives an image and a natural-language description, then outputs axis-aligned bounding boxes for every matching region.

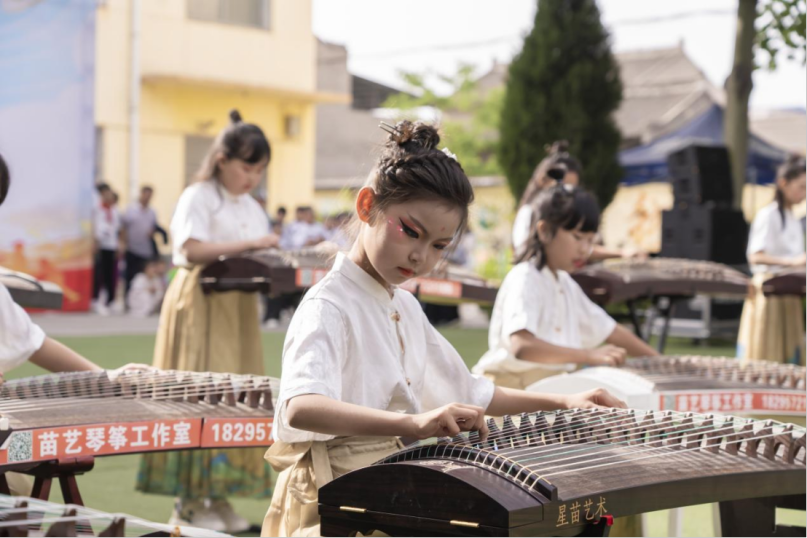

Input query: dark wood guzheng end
[319,409,806,537]
[0,268,64,310]
[0,370,278,473]
[571,258,751,306]
[761,269,806,297]
[0,495,227,537]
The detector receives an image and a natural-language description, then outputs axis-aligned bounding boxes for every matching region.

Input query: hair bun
[546,140,570,155]
[385,120,441,152]
[229,109,243,124]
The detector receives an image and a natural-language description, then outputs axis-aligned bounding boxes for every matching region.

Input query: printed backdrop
[0,0,96,311]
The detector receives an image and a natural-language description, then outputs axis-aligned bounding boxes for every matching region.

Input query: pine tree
[499,0,623,207]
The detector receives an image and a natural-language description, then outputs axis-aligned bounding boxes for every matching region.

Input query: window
[188,0,270,30]
[184,135,268,199]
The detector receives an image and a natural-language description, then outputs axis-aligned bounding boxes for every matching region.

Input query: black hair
[775,154,806,228]
[0,152,8,207]
[367,120,474,232]
[518,140,583,209]
[515,184,601,268]
[195,109,271,183]
[96,183,111,194]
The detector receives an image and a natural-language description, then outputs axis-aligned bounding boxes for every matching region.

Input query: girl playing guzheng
[738,154,806,365]
[513,141,645,262]
[0,152,149,496]
[473,184,659,391]
[261,121,625,537]
[136,110,279,533]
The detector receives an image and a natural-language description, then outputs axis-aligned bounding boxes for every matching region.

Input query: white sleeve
[500,271,542,339]
[570,278,617,349]
[512,205,534,253]
[276,299,348,406]
[0,284,46,373]
[421,317,495,411]
[747,207,777,257]
[170,186,212,249]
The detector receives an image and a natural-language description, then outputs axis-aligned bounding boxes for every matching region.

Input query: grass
[9,332,802,536]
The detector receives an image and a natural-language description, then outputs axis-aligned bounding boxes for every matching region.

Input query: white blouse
[473,261,616,375]
[274,253,495,443]
[746,202,805,274]
[512,205,534,254]
[0,283,46,374]
[170,181,270,266]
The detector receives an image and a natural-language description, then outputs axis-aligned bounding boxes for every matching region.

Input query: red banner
[660,390,806,415]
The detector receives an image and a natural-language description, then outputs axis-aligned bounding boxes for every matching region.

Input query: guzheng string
[0,373,274,407]
[423,409,804,481]
[0,371,279,413]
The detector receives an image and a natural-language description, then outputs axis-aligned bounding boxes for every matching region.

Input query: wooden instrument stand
[0,457,94,505]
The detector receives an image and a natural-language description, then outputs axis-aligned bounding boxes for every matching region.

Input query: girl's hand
[409,403,489,441]
[251,234,280,250]
[564,388,627,410]
[107,363,158,380]
[586,344,627,367]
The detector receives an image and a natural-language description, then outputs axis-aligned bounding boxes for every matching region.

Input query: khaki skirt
[136,266,273,499]
[262,436,403,537]
[738,273,805,365]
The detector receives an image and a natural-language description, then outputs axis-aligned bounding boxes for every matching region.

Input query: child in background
[127,258,167,317]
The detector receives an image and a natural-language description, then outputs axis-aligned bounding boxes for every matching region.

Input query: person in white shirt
[91,185,122,314]
[126,258,166,317]
[136,110,279,534]
[261,120,625,537]
[738,155,806,365]
[0,152,149,494]
[474,184,659,390]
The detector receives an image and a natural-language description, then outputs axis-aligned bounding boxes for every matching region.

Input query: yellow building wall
[94,0,321,244]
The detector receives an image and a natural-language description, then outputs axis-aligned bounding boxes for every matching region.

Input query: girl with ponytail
[137,110,278,532]
[738,154,806,365]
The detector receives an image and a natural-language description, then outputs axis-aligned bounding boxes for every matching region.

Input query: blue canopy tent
[619,104,788,186]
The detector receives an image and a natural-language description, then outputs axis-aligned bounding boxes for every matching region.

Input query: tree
[725,0,806,209]
[382,65,504,178]
[498,0,623,207]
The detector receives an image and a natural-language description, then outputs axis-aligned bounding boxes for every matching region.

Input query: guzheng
[0,267,63,310]
[319,409,806,537]
[528,356,806,417]
[201,247,500,305]
[200,247,334,295]
[571,258,750,307]
[398,264,499,306]
[0,495,232,537]
[0,370,277,472]
[761,268,806,297]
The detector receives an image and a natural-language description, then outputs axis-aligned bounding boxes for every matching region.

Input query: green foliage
[757,0,806,69]
[498,0,623,208]
[382,65,504,177]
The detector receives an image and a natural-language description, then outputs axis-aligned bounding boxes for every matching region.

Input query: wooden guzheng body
[528,356,806,417]
[0,495,232,537]
[399,264,499,306]
[201,247,500,305]
[200,247,334,294]
[0,370,277,472]
[761,268,806,297]
[0,267,63,310]
[571,258,750,307]
[319,409,806,536]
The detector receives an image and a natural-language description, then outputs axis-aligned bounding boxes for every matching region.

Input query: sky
[312,0,806,111]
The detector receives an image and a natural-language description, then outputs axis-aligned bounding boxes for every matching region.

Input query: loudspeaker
[667,144,733,205]
[661,205,748,265]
